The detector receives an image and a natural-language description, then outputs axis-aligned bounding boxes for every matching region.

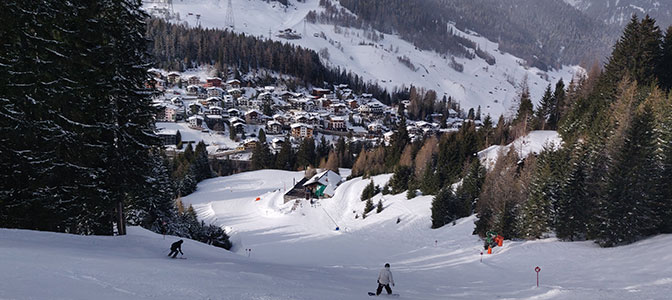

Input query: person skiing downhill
[168,240,184,258]
[376,263,395,295]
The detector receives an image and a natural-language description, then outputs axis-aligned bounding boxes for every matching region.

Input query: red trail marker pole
[535,266,541,287]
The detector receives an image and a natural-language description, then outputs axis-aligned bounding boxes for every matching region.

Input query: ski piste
[368,292,400,297]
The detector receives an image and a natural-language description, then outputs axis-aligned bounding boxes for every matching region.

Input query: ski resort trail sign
[535,266,541,287]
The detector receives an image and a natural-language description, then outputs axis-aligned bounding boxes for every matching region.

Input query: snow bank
[479,130,562,169]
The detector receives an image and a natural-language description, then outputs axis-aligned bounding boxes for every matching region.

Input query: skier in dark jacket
[168,240,184,258]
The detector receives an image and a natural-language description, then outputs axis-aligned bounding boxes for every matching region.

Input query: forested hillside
[566,0,672,29]
[465,15,672,247]
[319,0,616,70]
[0,1,231,249]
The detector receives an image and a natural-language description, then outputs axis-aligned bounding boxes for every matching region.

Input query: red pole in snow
[535,266,541,287]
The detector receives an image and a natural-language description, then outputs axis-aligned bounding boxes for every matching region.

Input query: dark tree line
[250,131,362,174]
[1,0,156,235]
[0,1,231,249]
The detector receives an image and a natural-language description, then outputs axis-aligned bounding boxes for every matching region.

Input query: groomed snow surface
[2,132,672,299]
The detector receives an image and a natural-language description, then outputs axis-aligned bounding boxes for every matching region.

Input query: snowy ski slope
[144,0,583,119]
[2,133,671,299]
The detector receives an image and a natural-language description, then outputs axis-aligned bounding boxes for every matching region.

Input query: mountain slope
[144,0,581,119]
[565,0,672,28]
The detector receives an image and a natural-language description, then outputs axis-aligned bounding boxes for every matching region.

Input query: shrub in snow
[364,198,374,215]
[406,189,417,200]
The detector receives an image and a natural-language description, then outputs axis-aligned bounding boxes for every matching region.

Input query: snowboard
[368,292,399,297]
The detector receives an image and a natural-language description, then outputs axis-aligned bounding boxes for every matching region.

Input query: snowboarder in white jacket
[376,263,395,295]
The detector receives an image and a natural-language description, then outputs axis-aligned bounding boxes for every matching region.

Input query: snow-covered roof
[290,123,313,129]
[156,129,178,136]
[229,117,244,123]
[351,126,367,133]
[267,120,281,126]
[303,170,342,187]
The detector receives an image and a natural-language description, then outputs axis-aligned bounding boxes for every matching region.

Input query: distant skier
[375,263,395,295]
[168,240,184,258]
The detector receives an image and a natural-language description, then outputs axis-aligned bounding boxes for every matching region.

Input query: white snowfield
[2,166,672,299]
[144,0,582,119]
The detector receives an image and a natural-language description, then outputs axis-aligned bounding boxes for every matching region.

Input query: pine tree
[420,161,440,195]
[377,199,384,213]
[604,15,663,88]
[406,188,417,200]
[513,83,534,134]
[364,198,375,215]
[275,137,294,170]
[258,128,267,143]
[458,159,486,214]
[126,151,176,230]
[535,85,553,130]
[193,141,213,181]
[296,137,316,169]
[317,135,331,163]
[658,26,672,91]
[520,149,555,239]
[645,88,672,233]
[548,79,566,129]
[431,187,467,228]
[386,115,409,168]
[361,180,376,201]
[0,1,158,235]
[598,105,660,247]
[389,165,413,194]
[251,132,273,170]
[497,200,520,239]
[555,144,591,241]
